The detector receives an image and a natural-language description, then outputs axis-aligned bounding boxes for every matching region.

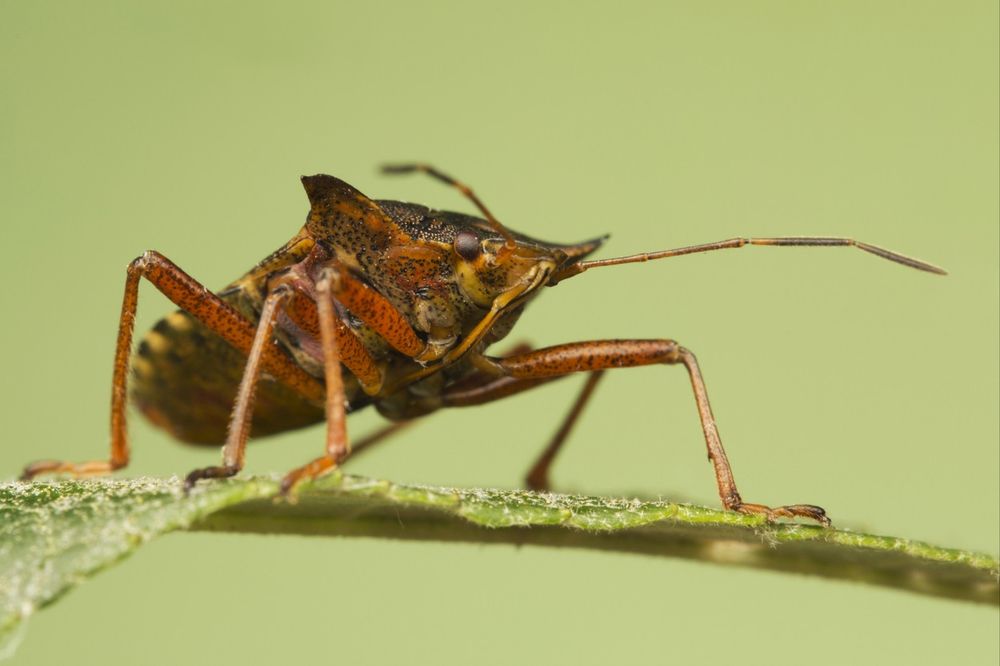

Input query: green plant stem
[2,474,997,654]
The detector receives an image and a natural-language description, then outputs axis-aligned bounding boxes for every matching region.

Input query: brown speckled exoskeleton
[21,165,947,526]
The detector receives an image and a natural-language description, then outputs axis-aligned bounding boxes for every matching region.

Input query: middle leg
[279,268,352,494]
[440,370,605,491]
[184,285,297,488]
[184,267,379,494]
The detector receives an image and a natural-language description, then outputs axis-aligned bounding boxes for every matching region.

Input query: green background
[2,2,997,664]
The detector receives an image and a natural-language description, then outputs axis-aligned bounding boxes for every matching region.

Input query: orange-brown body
[23,165,944,525]
[131,175,604,444]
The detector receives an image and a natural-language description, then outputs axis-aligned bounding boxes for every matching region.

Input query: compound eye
[453,230,481,261]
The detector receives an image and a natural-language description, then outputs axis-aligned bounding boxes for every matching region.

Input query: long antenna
[381,163,517,249]
[552,236,947,282]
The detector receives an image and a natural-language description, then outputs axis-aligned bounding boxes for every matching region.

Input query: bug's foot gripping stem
[279,455,340,499]
[525,470,551,493]
[20,459,120,481]
[728,498,832,527]
[184,464,241,492]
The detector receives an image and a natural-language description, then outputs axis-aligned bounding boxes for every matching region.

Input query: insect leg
[330,268,439,364]
[21,250,324,481]
[487,340,830,526]
[524,372,605,491]
[184,286,295,488]
[278,269,352,495]
[349,420,418,457]
[438,368,605,491]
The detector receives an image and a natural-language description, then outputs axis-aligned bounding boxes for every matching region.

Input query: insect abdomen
[130,310,326,444]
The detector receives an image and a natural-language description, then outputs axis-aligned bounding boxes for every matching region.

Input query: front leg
[21,250,324,481]
[184,261,386,495]
[491,340,830,526]
[184,286,297,488]
[277,268,352,495]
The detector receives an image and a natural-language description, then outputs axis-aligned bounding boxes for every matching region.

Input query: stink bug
[21,164,946,526]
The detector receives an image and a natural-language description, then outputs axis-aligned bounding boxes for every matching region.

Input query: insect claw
[183,464,240,494]
[278,474,299,498]
[525,470,550,492]
[19,459,117,480]
[279,455,340,499]
[735,501,832,527]
[19,460,58,481]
